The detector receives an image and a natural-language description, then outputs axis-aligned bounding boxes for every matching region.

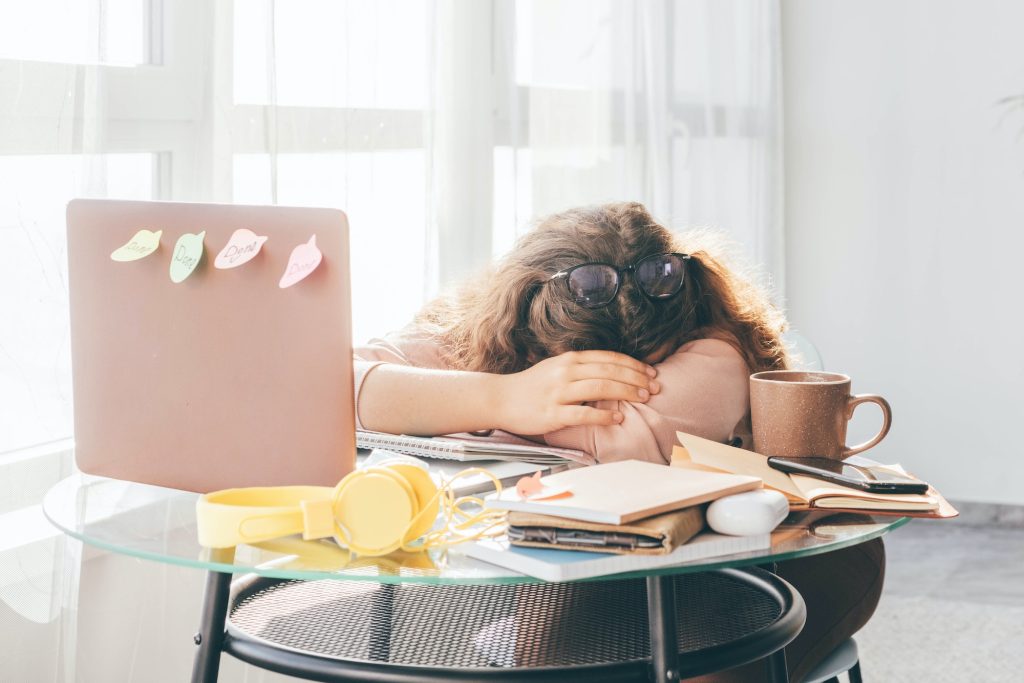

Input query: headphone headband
[196,463,507,557]
[196,486,333,548]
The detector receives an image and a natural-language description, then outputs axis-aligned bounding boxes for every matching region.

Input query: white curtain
[0,1,782,679]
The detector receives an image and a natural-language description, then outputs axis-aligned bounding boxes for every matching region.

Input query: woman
[354,202,884,681]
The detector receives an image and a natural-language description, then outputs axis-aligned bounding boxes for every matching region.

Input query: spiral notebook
[356,430,595,466]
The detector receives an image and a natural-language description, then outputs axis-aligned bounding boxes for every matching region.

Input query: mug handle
[842,394,892,456]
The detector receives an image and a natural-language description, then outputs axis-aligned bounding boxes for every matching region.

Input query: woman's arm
[542,338,750,464]
[355,340,660,436]
[355,363,502,435]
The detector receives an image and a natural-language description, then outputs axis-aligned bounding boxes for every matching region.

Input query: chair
[800,638,862,683]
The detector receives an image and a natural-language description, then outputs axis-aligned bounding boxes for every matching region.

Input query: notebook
[485,459,762,524]
[357,450,558,497]
[356,430,595,466]
[67,199,357,493]
[462,532,770,582]
[672,431,958,518]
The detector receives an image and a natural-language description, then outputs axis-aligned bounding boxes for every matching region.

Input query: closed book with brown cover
[508,505,706,556]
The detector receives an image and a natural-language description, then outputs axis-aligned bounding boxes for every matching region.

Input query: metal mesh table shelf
[224,568,804,682]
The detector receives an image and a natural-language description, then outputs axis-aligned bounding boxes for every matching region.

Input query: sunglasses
[549,252,691,309]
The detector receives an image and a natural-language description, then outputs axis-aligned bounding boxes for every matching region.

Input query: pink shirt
[353,332,752,465]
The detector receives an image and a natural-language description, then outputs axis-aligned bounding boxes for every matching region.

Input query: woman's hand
[494,350,660,435]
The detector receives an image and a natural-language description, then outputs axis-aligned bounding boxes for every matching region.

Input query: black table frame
[190,563,805,683]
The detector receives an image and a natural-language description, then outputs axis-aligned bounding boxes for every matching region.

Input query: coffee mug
[749,371,892,459]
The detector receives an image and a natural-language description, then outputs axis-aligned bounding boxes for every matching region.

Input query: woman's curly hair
[412,202,790,374]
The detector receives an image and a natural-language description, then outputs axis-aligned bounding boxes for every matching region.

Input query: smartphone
[767,456,929,494]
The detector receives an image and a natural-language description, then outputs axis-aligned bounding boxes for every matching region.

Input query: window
[1,0,435,453]
[1,0,169,453]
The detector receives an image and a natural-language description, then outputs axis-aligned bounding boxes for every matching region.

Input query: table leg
[762,562,791,683]
[647,575,680,683]
[191,569,233,683]
[368,582,396,662]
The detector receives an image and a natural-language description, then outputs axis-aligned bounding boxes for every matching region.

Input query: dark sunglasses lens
[567,265,619,307]
[636,254,686,298]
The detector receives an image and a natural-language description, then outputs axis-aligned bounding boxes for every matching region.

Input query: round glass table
[44,474,909,683]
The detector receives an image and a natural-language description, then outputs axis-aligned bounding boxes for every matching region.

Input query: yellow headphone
[196,459,506,557]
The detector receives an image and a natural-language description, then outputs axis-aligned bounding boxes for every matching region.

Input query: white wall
[782,0,1024,505]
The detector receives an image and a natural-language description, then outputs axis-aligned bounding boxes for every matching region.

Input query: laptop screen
[67,199,356,492]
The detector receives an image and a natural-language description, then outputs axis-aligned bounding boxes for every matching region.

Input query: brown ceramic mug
[749,370,892,459]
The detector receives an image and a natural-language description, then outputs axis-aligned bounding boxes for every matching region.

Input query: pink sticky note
[214,228,268,269]
[516,471,543,499]
[279,235,323,288]
[515,472,573,501]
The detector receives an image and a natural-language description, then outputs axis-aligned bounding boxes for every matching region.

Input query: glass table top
[43,474,909,585]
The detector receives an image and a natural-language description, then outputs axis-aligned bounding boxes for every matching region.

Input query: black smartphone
[767,457,929,494]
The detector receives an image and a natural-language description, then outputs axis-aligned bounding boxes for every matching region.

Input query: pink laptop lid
[67,199,356,492]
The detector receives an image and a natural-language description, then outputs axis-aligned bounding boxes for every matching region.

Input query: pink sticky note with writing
[279,235,323,288]
[214,228,268,269]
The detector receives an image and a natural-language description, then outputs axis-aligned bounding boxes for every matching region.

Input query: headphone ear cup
[332,467,417,556]
[388,463,440,542]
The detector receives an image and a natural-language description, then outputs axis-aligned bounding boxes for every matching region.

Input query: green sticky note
[111,229,162,262]
[169,231,206,283]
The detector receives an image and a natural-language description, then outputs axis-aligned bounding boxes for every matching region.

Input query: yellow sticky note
[279,235,323,288]
[169,231,205,283]
[214,228,268,269]
[110,229,162,262]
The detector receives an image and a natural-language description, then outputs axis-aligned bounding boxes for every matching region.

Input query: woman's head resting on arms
[415,201,789,374]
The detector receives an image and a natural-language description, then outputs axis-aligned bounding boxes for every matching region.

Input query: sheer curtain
[0,1,781,679]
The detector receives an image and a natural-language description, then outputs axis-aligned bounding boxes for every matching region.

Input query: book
[356,430,595,465]
[508,505,706,556]
[462,532,770,582]
[485,459,762,525]
[672,431,958,518]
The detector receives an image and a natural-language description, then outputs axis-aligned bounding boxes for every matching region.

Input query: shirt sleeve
[541,338,751,464]
[352,333,448,431]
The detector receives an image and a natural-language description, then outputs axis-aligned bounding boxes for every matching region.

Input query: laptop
[66,199,356,493]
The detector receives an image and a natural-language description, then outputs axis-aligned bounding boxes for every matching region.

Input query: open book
[673,431,957,518]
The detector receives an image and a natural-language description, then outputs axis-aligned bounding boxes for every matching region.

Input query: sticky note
[110,229,162,261]
[214,228,268,269]
[169,231,206,283]
[515,472,572,501]
[279,235,323,288]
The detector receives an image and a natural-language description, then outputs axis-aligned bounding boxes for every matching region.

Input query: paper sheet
[674,431,805,500]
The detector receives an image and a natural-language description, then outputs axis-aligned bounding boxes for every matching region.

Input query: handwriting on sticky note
[279,235,323,288]
[169,231,205,283]
[214,228,268,269]
[111,229,162,262]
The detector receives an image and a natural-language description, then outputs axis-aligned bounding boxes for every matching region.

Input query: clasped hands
[495,350,661,435]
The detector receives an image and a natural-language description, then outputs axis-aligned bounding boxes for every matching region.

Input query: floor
[854,518,1024,682]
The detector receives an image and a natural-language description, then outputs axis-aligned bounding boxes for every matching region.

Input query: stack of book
[462,460,772,581]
